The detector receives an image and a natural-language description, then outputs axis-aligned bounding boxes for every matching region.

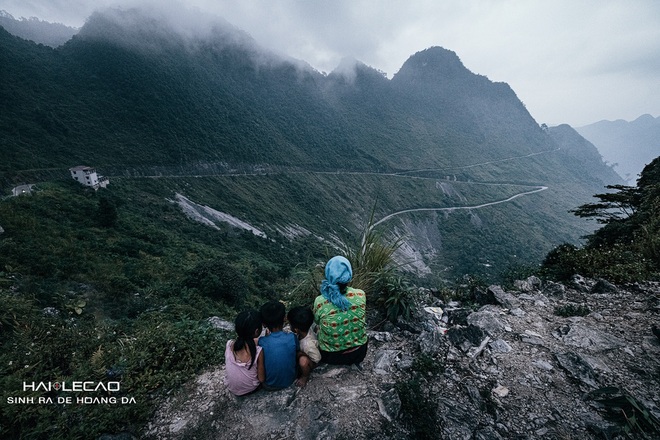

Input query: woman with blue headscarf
[313,256,368,366]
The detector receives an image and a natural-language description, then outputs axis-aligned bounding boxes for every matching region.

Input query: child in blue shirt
[258,301,297,390]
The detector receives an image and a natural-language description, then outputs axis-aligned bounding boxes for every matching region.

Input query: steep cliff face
[145,277,660,440]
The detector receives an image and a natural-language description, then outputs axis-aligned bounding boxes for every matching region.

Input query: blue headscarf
[320,256,353,311]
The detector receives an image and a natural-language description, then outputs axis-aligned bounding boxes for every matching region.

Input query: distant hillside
[576,114,660,183]
[0,10,77,47]
[0,6,624,281]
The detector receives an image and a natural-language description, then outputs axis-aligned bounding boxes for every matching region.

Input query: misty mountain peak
[329,56,387,83]
[393,46,469,82]
[77,5,255,54]
[0,9,77,47]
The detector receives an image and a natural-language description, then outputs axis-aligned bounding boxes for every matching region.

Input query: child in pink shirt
[224,309,265,396]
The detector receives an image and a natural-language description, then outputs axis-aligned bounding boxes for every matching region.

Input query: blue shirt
[258,331,297,389]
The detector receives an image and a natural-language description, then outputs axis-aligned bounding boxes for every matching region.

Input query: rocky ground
[142,276,660,440]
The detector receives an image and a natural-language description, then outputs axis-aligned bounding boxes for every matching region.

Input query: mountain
[575,114,660,183]
[0,6,623,282]
[0,8,644,438]
[0,10,77,47]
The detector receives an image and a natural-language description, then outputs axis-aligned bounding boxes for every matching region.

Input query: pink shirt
[224,340,262,396]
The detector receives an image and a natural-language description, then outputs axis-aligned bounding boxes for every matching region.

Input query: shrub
[554,304,591,317]
[585,387,660,439]
[379,275,416,323]
[182,259,249,306]
[395,376,442,439]
[412,352,445,376]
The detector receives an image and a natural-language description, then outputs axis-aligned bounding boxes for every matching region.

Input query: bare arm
[257,350,266,383]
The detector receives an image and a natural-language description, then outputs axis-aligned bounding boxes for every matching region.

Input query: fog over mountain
[3,0,660,127]
[576,114,660,183]
[3,7,658,439]
[0,10,77,47]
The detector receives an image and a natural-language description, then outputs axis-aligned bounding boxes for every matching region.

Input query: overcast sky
[2,0,659,127]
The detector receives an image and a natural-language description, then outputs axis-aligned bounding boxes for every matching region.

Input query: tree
[97,196,118,228]
[570,184,641,224]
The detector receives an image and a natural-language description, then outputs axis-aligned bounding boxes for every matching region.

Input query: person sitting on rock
[287,306,321,387]
[314,256,368,368]
[258,300,297,390]
[224,309,265,396]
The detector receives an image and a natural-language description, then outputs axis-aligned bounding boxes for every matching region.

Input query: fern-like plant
[340,203,404,294]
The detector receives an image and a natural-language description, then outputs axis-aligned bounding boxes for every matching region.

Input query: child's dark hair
[234,309,262,369]
[260,301,286,331]
[287,306,314,333]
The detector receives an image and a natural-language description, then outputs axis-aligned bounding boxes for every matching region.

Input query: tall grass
[285,203,406,314]
[340,204,404,294]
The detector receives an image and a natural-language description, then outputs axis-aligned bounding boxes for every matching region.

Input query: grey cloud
[0,0,658,126]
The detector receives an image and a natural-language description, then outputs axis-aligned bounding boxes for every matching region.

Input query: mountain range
[0,10,77,47]
[576,114,660,183]
[0,6,624,282]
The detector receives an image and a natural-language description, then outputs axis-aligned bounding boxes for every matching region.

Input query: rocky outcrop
[144,278,660,440]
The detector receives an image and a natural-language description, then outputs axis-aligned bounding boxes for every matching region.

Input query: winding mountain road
[9,149,556,231]
[372,185,548,228]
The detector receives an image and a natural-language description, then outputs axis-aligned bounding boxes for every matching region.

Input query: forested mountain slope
[0,6,623,280]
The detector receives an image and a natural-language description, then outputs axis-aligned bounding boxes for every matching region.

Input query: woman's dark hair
[337,282,348,295]
[234,309,262,369]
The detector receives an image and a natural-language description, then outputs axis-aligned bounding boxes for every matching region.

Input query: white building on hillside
[69,166,109,190]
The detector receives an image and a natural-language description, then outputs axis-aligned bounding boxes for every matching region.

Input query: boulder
[467,310,506,337]
[488,285,519,309]
[377,388,401,422]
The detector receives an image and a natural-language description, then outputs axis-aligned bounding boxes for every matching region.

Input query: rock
[373,350,400,375]
[98,433,136,440]
[423,306,445,324]
[514,276,542,292]
[445,307,471,326]
[533,359,554,371]
[560,324,626,352]
[489,339,513,354]
[543,281,566,297]
[367,331,393,342]
[474,287,497,305]
[143,278,660,440]
[492,385,509,398]
[331,384,369,402]
[377,388,401,422]
[446,325,484,348]
[555,351,599,388]
[521,330,544,346]
[571,274,593,292]
[467,311,505,337]
[293,403,329,440]
[207,317,234,331]
[474,426,504,440]
[488,285,519,309]
[419,328,451,355]
[591,278,618,294]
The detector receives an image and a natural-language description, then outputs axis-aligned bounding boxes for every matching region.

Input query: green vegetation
[585,387,660,439]
[1,10,650,437]
[0,180,323,438]
[541,157,660,283]
[395,377,442,439]
[553,303,591,317]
